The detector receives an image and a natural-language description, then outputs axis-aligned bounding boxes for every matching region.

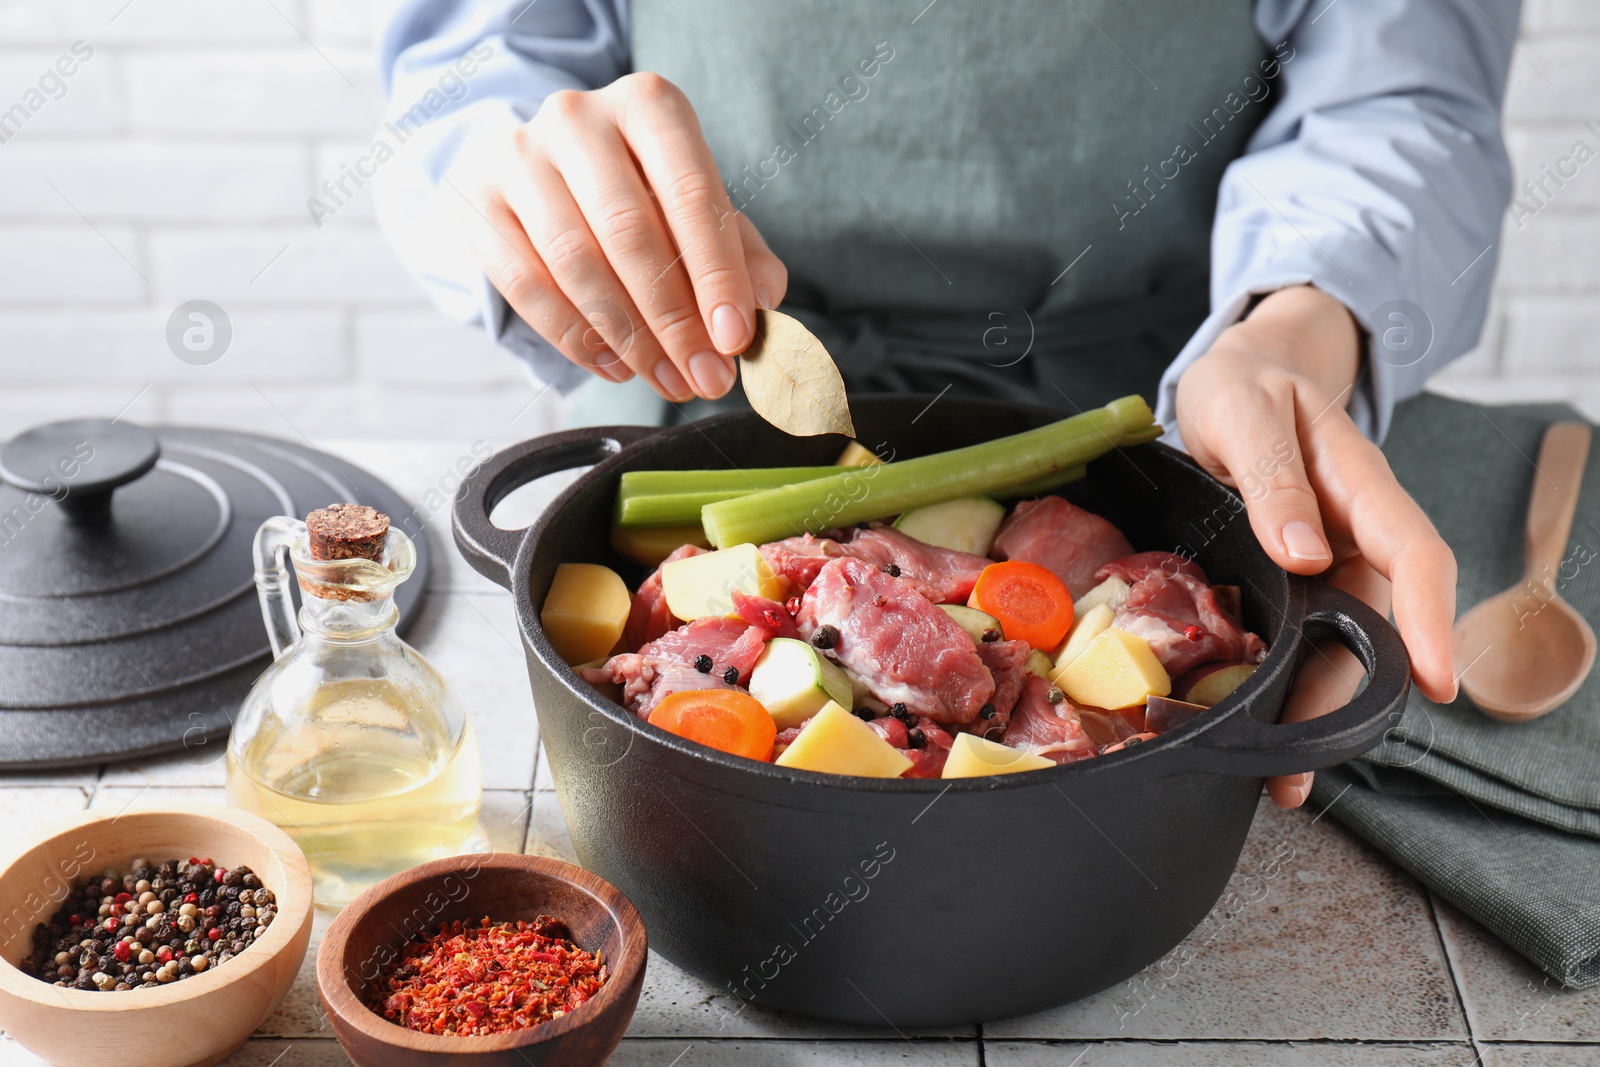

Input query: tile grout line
[85,761,106,809]
[1424,887,1485,1059]
[963,1038,1483,1048]
[554,1036,1534,1046]
[514,787,536,856]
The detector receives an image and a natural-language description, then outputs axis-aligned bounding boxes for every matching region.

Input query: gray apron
[570,0,1269,426]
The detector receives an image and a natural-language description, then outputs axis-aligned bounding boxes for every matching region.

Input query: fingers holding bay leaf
[740,309,856,437]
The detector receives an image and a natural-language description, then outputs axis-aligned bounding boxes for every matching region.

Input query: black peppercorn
[856,521,870,530]
[980,703,997,720]
[722,666,740,685]
[693,654,713,673]
[810,624,840,650]
[853,706,875,722]
[981,627,1001,643]
[886,562,901,577]
[1046,686,1065,704]
[907,728,927,749]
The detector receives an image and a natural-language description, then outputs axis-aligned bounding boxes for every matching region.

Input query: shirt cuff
[374,96,594,396]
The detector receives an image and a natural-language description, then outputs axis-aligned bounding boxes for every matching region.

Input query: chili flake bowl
[317,852,647,1067]
[0,804,314,1067]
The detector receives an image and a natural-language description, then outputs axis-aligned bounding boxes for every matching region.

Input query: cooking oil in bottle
[228,508,483,907]
[226,684,482,904]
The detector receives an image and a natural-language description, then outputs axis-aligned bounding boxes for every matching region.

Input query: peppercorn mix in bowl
[20,855,281,992]
[318,853,647,1067]
[0,805,314,1067]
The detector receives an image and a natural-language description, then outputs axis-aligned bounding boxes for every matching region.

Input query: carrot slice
[648,689,777,761]
[968,561,1074,651]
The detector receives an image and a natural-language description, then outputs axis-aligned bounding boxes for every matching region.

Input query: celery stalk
[619,466,840,497]
[1117,423,1164,446]
[993,464,1087,500]
[616,466,844,526]
[701,396,1156,548]
[616,489,757,526]
[622,458,1093,526]
[992,422,1156,498]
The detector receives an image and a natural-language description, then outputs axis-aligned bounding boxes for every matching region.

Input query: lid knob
[0,419,160,525]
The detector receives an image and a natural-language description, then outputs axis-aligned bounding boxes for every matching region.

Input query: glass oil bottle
[226,506,482,906]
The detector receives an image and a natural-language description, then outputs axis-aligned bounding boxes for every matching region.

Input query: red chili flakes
[365,916,609,1037]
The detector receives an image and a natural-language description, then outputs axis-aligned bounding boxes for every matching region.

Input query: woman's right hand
[457,72,788,401]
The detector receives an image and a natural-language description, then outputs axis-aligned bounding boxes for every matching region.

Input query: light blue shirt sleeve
[375,0,1518,438]
[1154,0,1519,444]
[373,0,628,394]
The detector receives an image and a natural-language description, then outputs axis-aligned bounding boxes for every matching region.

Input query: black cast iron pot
[453,395,1408,1027]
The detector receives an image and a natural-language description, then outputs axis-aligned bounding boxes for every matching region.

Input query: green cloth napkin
[1310,393,1600,989]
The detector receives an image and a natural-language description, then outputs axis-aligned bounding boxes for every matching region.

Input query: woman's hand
[456,73,788,401]
[1175,285,1458,809]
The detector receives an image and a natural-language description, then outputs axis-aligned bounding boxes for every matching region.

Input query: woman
[374,0,1519,805]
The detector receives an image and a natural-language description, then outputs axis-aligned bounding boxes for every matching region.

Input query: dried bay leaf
[740,309,856,438]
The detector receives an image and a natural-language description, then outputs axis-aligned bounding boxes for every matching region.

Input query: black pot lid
[0,420,429,768]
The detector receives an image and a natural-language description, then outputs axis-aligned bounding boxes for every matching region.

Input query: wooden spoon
[1453,421,1596,723]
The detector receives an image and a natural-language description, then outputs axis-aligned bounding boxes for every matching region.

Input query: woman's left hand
[1174,285,1458,809]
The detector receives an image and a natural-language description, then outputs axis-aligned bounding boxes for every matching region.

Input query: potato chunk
[774,701,913,778]
[835,441,883,466]
[1050,602,1114,678]
[942,733,1055,778]
[660,542,786,621]
[610,523,709,566]
[1073,575,1130,617]
[540,562,631,665]
[1054,627,1171,710]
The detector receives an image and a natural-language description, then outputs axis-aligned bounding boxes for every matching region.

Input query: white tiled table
[2,440,1596,1067]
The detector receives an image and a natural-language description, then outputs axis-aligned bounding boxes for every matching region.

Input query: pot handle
[453,425,662,589]
[1182,579,1411,778]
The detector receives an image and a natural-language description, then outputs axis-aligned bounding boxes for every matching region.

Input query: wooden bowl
[318,853,647,1067]
[0,804,314,1067]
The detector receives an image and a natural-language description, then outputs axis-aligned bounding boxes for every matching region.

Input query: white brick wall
[0,0,553,445]
[0,0,1594,447]
[1435,4,1600,418]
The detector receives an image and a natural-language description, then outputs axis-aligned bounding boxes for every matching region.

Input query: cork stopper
[306,504,390,562]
